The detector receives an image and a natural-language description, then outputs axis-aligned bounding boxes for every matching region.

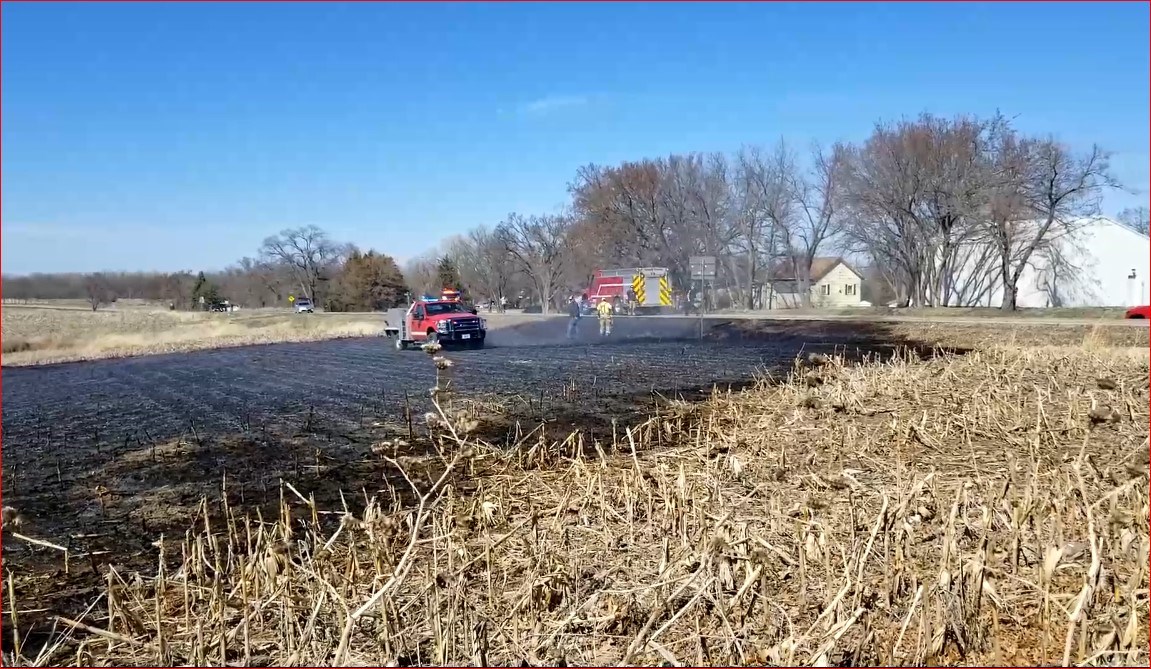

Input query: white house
[764,257,865,309]
[952,217,1150,308]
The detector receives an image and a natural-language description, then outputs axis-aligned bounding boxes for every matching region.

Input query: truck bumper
[439,331,485,345]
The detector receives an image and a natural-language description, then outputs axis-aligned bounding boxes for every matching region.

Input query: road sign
[288,295,296,303]
[689,255,717,280]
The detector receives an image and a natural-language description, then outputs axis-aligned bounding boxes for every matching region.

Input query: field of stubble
[1,320,1147,667]
[1,304,392,366]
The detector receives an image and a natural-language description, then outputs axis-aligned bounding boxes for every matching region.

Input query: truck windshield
[424,302,467,315]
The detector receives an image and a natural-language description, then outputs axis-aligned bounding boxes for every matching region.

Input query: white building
[764,257,865,309]
[953,217,1150,308]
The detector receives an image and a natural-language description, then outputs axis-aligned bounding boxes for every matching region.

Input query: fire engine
[392,289,487,350]
[585,267,674,315]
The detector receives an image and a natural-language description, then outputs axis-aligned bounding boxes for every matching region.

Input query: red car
[1124,305,1151,319]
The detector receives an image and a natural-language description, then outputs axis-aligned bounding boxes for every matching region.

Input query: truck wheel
[394,338,407,351]
[426,330,439,344]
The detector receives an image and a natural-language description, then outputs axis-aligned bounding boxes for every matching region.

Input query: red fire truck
[585,267,674,315]
[392,289,486,350]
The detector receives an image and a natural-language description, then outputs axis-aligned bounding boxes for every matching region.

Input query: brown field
[757,306,1131,319]
[2,321,1147,667]
[1,305,393,366]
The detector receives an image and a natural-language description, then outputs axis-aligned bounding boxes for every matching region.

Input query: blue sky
[3,1,1148,275]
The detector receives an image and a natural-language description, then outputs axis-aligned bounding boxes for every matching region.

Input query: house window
[845,284,857,296]
[820,284,831,296]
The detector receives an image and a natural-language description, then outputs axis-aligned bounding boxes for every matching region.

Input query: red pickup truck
[393,298,487,350]
[1124,305,1150,319]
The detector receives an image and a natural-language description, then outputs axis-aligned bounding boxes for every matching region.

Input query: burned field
[1,321,919,638]
[0,317,938,450]
[1,318,1147,666]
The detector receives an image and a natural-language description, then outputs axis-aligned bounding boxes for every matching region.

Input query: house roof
[768,257,862,283]
[1097,215,1150,240]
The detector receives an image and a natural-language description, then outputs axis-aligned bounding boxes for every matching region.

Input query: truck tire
[426,330,439,344]
[394,338,407,351]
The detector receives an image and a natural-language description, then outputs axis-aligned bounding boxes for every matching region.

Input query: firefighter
[596,297,614,336]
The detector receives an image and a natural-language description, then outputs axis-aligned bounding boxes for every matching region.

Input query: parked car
[1124,305,1150,319]
[294,298,314,314]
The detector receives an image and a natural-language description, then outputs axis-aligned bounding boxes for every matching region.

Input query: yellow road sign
[288,295,296,303]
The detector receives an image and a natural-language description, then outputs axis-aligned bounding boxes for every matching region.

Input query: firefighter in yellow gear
[596,298,614,336]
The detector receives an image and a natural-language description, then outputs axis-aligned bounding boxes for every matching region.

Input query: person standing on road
[596,297,614,336]
[566,296,581,339]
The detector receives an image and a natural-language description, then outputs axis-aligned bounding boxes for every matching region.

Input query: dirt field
[1,319,1147,666]
[1,305,398,366]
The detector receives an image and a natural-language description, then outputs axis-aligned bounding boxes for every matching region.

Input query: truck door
[634,271,673,308]
[410,306,426,337]
[644,275,661,307]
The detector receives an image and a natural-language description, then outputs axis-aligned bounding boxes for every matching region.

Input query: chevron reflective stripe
[632,275,646,304]
[658,276,672,306]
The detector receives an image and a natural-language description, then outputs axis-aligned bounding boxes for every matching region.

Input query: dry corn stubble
[4,341,1149,667]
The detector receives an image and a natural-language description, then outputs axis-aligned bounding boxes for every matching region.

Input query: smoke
[382,305,719,349]
[486,317,711,348]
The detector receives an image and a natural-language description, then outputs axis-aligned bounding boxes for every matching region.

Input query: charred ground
[1,317,1144,657]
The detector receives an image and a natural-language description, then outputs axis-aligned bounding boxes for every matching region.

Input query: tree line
[409,112,1141,312]
[2,226,409,312]
[5,112,1145,313]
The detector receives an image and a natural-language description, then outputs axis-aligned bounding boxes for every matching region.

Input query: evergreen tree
[326,249,408,311]
[437,256,462,291]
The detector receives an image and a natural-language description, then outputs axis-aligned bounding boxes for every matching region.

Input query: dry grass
[1,306,388,366]
[713,306,1133,321]
[5,336,1147,667]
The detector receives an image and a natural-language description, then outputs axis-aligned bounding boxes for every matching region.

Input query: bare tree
[446,226,516,308]
[840,114,997,307]
[259,226,348,302]
[1117,206,1150,235]
[988,137,1116,310]
[784,142,850,305]
[403,252,441,297]
[496,213,571,314]
[732,145,789,308]
[570,153,738,302]
[839,120,935,307]
[84,273,113,311]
